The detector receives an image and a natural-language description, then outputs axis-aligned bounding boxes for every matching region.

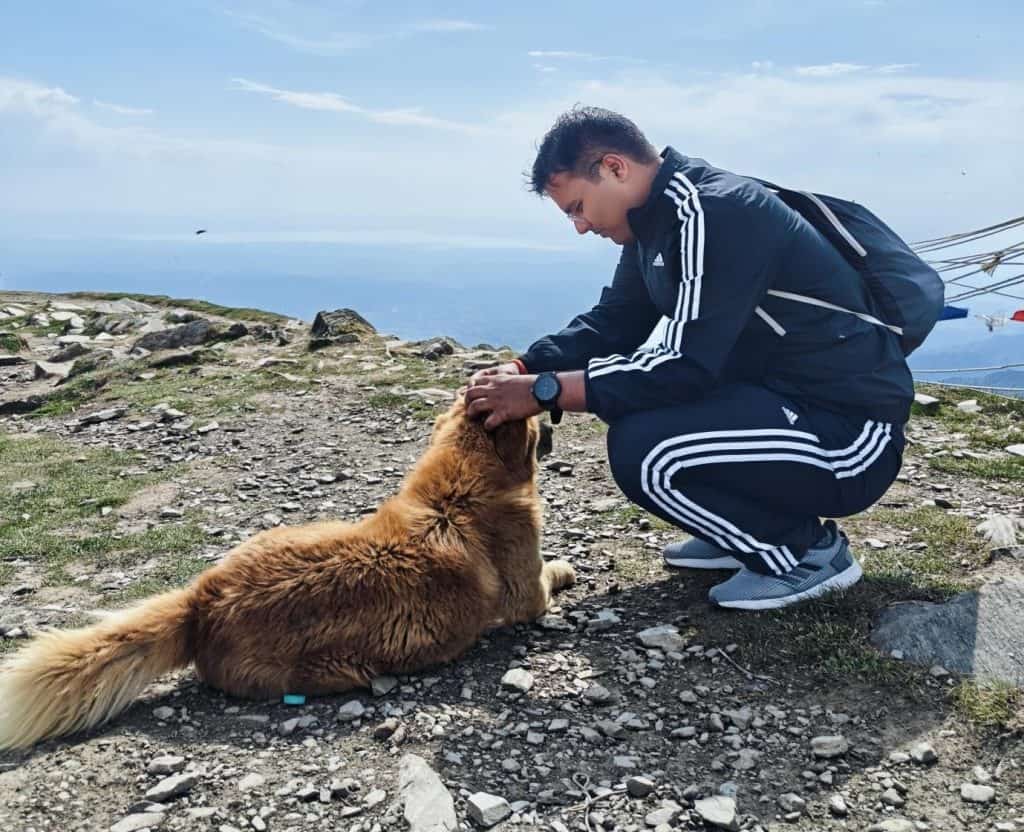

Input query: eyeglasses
[565,201,587,225]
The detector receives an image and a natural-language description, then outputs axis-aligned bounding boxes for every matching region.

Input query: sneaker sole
[664,555,744,570]
[713,561,863,610]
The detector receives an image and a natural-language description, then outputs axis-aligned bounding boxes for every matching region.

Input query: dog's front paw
[544,559,576,592]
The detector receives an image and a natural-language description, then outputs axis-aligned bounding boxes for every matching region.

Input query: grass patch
[67,292,289,326]
[0,332,25,352]
[927,454,1024,481]
[104,551,211,605]
[0,433,206,587]
[912,383,1024,450]
[30,360,314,420]
[366,391,441,420]
[730,579,937,688]
[864,506,987,587]
[608,503,674,532]
[953,679,1022,730]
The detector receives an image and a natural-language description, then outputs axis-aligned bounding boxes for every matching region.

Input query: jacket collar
[626,146,687,242]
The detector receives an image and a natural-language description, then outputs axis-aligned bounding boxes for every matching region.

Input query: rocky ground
[1,290,1023,832]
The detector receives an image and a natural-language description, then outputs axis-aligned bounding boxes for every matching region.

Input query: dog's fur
[0,399,575,750]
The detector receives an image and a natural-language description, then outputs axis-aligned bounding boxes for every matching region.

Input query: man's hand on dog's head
[468,361,521,387]
[464,373,542,431]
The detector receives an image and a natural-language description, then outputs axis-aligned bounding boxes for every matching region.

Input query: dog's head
[431,396,552,484]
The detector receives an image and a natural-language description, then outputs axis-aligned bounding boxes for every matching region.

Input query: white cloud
[493,68,1024,239]
[4,68,1022,246]
[93,99,155,116]
[0,76,277,161]
[0,77,78,116]
[230,78,361,113]
[528,50,594,59]
[230,77,482,132]
[224,9,490,54]
[533,64,558,73]
[795,62,868,77]
[878,63,918,73]
[411,20,489,32]
[225,11,373,55]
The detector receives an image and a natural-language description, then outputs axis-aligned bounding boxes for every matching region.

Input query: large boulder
[871,579,1024,683]
[311,309,376,339]
[133,320,247,352]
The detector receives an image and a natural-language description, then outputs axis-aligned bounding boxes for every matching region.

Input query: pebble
[337,700,366,722]
[636,625,688,652]
[960,783,995,804]
[146,756,185,775]
[828,794,848,816]
[237,773,265,791]
[626,776,655,798]
[693,795,738,830]
[109,814,166,832]
[152,706,175,721]
[778,793,806,813]
[145,773,196,802]
[867,820,914,832]
[881,787,905,807]
[910,741,938,764]
[583,683,612,704]
[371,675,399,696]
[467,793,511,827]
[811,735,849,758]
[500,668,534,693]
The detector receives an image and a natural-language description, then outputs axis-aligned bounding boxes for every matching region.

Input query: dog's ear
[491,419,532,479]
[536,420,553,461]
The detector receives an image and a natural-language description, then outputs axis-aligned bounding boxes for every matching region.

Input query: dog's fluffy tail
[0,587,195,750]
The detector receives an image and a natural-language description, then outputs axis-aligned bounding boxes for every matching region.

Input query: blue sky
[2,0,1022,252]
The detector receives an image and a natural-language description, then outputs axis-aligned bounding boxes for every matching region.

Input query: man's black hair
[529,106,659,195]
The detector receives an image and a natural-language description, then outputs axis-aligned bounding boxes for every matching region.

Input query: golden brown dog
[0,398,575,749]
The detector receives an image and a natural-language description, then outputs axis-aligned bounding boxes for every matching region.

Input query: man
[464,106,913,610]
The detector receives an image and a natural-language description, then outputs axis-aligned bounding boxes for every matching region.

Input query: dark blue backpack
[751,178,945,356]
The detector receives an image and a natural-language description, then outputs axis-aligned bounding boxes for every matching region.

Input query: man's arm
[517,243,660,373]
[582,182,789,422]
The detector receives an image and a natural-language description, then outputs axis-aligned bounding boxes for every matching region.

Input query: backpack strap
[765,290,904,336]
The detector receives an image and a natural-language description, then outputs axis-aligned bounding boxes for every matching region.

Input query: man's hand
[464,373,542,430]
[468,361,522,386]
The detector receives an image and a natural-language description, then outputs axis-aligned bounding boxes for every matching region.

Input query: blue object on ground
[282,694,306,705]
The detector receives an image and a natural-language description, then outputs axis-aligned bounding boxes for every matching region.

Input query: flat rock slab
[398,753,457,832]
[871,579,1024,683]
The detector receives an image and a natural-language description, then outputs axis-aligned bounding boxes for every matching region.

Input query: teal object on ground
[282,694,306,705]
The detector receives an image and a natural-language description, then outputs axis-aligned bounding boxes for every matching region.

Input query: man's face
[545,157,640,245]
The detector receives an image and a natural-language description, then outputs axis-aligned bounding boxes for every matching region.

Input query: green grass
[729,577,944,688]
[953,679,1022,730]
[912,383,1024,450]
[103,549,211,605]
[927,454,1024,481]
[0,332,25,352]
[67,292,289,326]
[31,361,314,420]
[607,503,674,531]
[0,433,207,589]
[865,505,988,585]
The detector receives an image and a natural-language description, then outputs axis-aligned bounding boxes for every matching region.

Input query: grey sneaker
[708,522,862,610]
[663,537,743,570]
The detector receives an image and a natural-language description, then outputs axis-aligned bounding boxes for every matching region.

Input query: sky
[2,1,1023,357]
[2,0,1022,249]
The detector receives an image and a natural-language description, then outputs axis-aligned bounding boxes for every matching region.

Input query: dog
[0,398,575,749]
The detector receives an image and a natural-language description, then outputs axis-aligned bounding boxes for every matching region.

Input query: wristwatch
[531,372,563,425]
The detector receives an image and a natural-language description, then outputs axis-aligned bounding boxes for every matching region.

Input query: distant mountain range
[911,330,1024,398]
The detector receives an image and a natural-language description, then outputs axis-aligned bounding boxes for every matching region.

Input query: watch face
[534,373,560,403]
